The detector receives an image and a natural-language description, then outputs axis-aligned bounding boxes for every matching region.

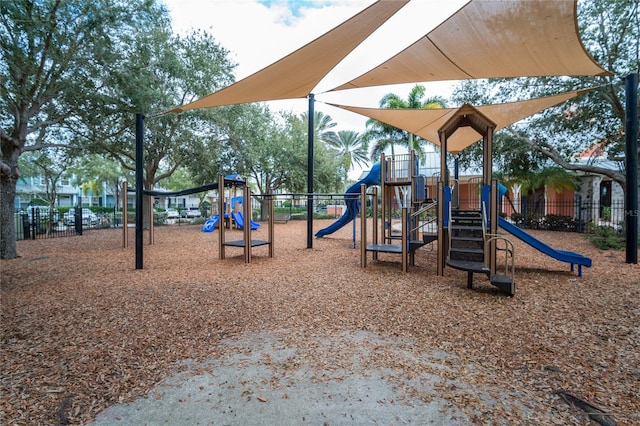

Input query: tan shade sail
[169,1,409,113]
[327,88,595,153]
[332,1,610,92]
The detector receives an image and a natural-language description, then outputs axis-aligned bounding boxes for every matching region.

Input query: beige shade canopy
[332,0,610,92]
[169,1,409,113]
[327,88,594,153]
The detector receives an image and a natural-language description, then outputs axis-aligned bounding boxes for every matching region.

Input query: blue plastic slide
[315,162,381,238]
[202,215,219,232]
[231,211,260,230]
[481,184,592,276]
[498,216,592,276]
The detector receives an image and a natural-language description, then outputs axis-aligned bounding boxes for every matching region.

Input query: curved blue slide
[202,215,219,232]
[231,211,260,230]
[315,162,381,238]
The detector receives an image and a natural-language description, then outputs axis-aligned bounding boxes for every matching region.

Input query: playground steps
[448,209,484,264]
[445,209,512,296]
[422,233,437,244]
[445,259,514,296]
[490,273,515,296]
[446,209,486,288]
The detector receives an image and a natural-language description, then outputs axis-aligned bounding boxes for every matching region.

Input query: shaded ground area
[1,220,639,425]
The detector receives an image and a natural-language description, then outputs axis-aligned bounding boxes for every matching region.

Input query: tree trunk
[259,197,269,221]
[0,165,19,259]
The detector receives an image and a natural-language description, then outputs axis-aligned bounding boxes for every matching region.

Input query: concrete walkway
[90,331,527,425]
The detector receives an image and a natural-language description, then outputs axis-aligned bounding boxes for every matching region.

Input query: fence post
[576,195,583,233]
[29,207,36,240]
[74,197,83,235]
[624,72,638,264]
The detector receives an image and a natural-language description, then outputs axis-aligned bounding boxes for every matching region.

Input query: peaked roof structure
[169,1,409,112]
[327,88,595,153]
[331,0,609,92]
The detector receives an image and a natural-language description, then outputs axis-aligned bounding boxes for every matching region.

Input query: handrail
[484,234,515,284]
[447,200,452,258]
[411,214,437,235]
[481,201,488,241]
[411,200,438,218]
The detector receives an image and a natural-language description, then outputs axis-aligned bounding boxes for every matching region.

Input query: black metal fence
[14,207,115,240]
[502,197,627,233]
[14,196,633,241]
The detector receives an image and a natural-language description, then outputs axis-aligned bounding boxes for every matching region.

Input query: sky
[163,0,467,127]
[163,0,468,176]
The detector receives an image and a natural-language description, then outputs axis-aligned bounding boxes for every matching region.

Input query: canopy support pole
[625,72,638,264]
[307,94,315,249]
[135,113,144,270]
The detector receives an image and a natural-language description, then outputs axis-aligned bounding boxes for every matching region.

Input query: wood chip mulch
[1,220,639,425]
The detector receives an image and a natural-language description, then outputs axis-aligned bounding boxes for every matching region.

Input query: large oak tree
[1,0,164,258]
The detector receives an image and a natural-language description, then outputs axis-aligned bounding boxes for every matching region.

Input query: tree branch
[505,129,626,186]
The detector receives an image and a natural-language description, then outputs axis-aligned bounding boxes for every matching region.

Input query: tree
[452,0,639,196]
[494,165,577,217]
[214,106,342,217]
[365,84,447,161]
[18,149,70,233]
[299,111,344,193]
[324,130,369,184]
[83,25,236,197]
[0,0,165,259]
[68,154,132,209]
[302,110,338,145]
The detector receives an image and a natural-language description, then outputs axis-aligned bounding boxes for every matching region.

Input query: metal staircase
[445,208,515,295]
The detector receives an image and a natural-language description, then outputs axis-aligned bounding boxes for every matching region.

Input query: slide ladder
[445,207,515,296]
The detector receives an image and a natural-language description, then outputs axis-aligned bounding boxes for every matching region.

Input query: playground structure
[315,148,519,295]
[316,104,593,296]
[129,0,638,276]
[203,182,261,233]
[123,174,275,264]
[357,151,438,273]
[216,174,273,263]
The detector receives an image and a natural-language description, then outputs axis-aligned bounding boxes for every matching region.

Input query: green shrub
[542,214,579,231]
[29,198,49,206]
[190,217,206,225]
[92,206,113,215]
[587,223,624,250]
[510,212,524,226]
[313,212,336,219]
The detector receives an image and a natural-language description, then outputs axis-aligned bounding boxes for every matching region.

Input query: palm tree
[302,110,337,145]
[364,84,447,161]
[495,166,576,216]
[80,180,102,205]
[325,130,370,183]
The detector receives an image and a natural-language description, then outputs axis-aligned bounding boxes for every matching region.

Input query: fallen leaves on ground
[1,220,638,425]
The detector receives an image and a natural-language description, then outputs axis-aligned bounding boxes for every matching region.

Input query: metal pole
[307,94,315,248]
[360,184,367,268]
[453,155,459,209]
[625,73,638,264]
[135,113,144,269]
[122,181,128,248]
[218,175,225,260]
